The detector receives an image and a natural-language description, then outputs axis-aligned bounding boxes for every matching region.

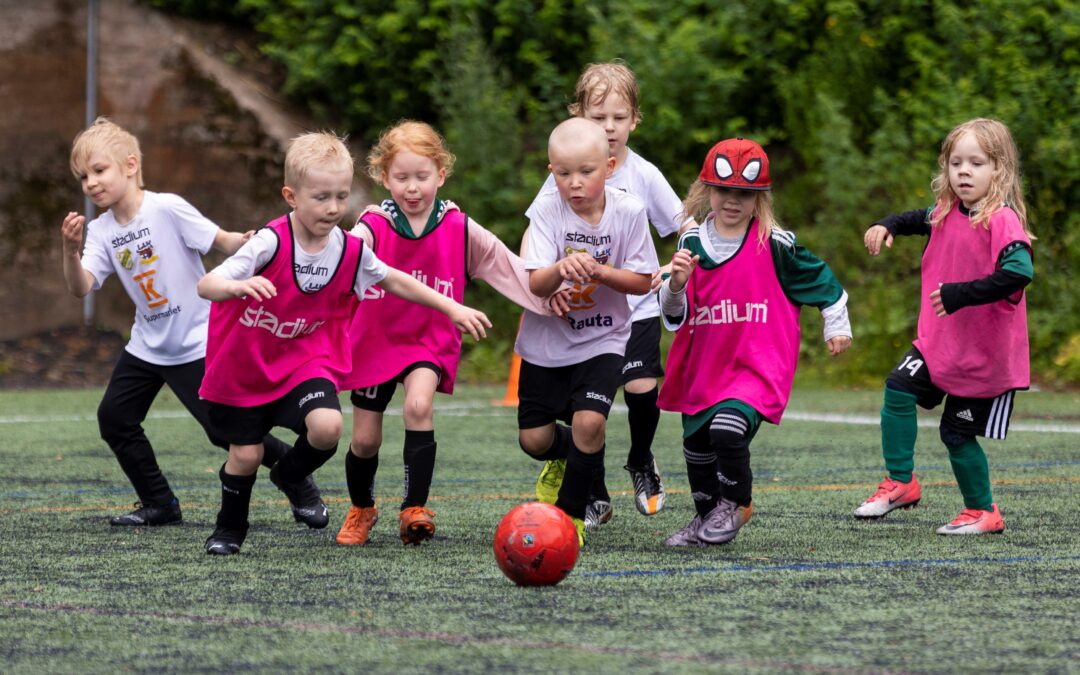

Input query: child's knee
[571,412,606,451]
[96,399,133,440]
[518,426,553,456]
[402,395,434,427]
[304,409,343,449]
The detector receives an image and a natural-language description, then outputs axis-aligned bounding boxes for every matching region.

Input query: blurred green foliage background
[152,0,1080,386]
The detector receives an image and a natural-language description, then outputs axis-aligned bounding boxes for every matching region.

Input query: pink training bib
[658,222,802,424]
[914,204,1030,397]
[200,215,363,406]
[342,208,467,393]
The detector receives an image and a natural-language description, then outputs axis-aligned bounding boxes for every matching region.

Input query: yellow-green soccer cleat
[571,516,586,547]
[535,459,566,504]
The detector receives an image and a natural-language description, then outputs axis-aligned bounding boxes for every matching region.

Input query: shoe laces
[402,506,435,519]
[344,506,371,528]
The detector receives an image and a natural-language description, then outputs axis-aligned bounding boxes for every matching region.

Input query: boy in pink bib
[658,138,852,546]
[854,119,1034,535]
[197,132,490,555]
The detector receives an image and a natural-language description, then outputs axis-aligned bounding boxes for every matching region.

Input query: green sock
[946,439,993,511]
[881,386,918,482]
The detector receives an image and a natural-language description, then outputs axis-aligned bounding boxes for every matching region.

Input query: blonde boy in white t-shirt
[60,117,323,529]
[516,118,658,544]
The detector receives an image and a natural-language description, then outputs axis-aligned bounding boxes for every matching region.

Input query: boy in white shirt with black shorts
[515,118,658,545]
[60,117,324,529]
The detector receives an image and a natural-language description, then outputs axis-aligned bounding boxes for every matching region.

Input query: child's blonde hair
[567,60,641,121]
[366,121,455,182]
[681,182,781,249]
[930,118,1032,236]
[69,116,144,188]
[284,131,354,188]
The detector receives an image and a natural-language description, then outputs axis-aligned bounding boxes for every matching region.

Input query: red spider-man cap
[698,138,771,190]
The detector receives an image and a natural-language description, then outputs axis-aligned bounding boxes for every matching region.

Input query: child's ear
[604,155,616,177]
[281,185,297,209]
[123,154,139,177]
[437,167,446,188]
[547,163,554,175]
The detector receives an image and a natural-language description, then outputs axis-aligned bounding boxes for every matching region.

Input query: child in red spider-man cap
[656,137,853,547]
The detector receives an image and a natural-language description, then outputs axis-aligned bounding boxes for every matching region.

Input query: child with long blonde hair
[658,138,852,546]
[855,118,1034,535]
[337,121,564,546]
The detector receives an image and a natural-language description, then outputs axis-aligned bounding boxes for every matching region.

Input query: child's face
[382,150,445,222]
[548,142,615,221]
[77,151,138,209]
[709,187,757,233]
[582,93,637,162]
[948,131,995,209]
[282,165,353,240]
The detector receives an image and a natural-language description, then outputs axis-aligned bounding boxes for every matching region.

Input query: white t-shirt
[80,191,219,365]
[516,187,658,367]
[527,147,684,321]
[210,221,388,296]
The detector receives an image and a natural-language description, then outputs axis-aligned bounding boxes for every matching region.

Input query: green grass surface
[1,385,1078,673]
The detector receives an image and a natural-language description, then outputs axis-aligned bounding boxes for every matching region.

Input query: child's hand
[61,212,86,254]
[668,250,699,293]
[864,224,893,256]
[556,252,596,285]
[930,285,947,316]
[450,305,492,341]
[651,263,672,293]
[233,276,277,302]
[827,335,852,356]
[241,230,256,242]
[548,287,574,317]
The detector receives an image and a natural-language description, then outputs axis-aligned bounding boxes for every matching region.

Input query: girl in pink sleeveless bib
[854,118,1034,536]
[336,121,560,547]
[657,138,852,547]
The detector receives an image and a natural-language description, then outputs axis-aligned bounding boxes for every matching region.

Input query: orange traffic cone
[493,352,521,407]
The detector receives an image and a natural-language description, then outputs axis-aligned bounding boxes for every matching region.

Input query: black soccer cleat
[270,464,330,529]
[109,500,182,526]
[205,526,247,555]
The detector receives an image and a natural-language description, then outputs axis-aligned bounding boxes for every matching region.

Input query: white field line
[2,400,1079,433]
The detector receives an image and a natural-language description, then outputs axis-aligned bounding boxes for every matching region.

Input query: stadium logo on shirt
[565,232,611,246]
[691,299,769,325]
[239,306,325,338]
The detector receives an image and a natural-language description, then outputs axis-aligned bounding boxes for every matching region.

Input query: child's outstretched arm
[212,229,256,256]
[197,271,277,303]
[380,268,491,341]
[60,211,96,297]
[865,208,932,255]
[465,219,562,316]
[592,265,652,295]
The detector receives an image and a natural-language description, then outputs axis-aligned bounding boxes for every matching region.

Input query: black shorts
[349,362,441,413]
[621,317,664,383]
[517,353,623,429]
[886,346,1017,440]
[207,378,341,445]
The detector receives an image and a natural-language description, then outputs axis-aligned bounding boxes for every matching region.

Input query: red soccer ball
[493,501,580,586]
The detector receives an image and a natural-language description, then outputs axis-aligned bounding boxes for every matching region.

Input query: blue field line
[581,554,1080,578]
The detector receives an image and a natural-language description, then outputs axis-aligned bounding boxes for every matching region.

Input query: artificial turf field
[1,384,1078,673]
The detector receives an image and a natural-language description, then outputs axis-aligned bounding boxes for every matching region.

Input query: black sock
[260,435,291,469]
[346,448,378,508]
[401,430,436,509]
[684,430,720,518]
[590,460,610,502]
[624,388,660,468]
[557,443,604,520]
[274,433,337,485]
[215,464,256,531]
[710,409,753,506]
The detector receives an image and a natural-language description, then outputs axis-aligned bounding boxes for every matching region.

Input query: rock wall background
[0,0,368,341]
